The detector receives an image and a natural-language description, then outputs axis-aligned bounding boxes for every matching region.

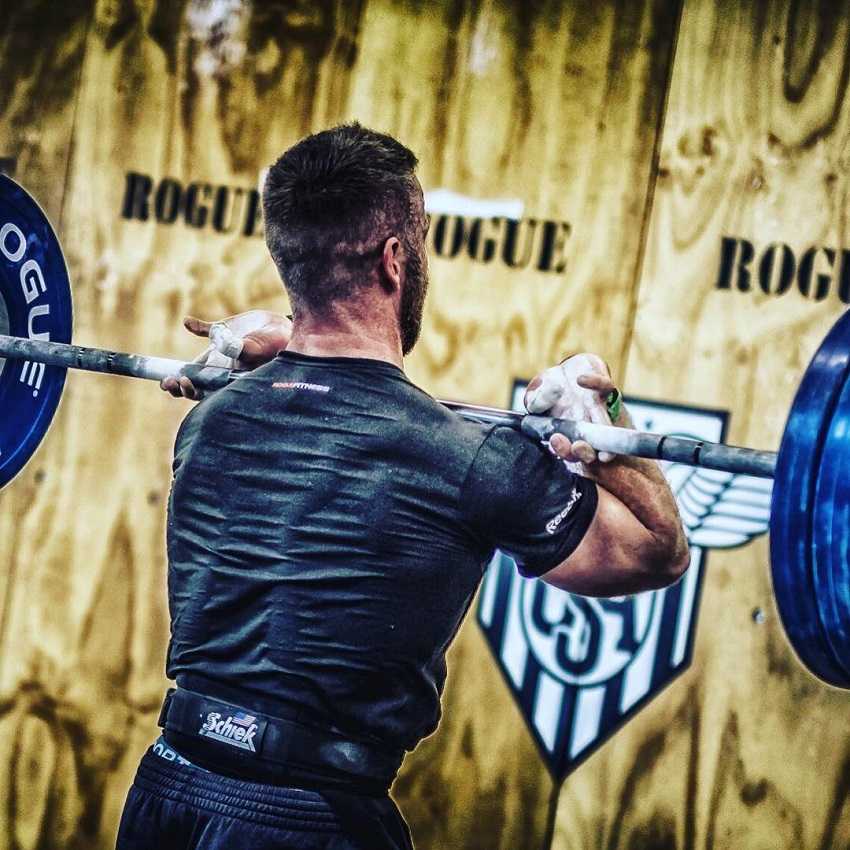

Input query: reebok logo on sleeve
[545,489,582,535]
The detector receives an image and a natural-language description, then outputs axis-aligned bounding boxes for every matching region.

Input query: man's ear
[380,236,403,293]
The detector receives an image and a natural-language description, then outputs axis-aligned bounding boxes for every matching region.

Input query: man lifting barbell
[112,123,689,849]
[2,123,848,844]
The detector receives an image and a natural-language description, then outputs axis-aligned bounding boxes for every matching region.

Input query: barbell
[1,173,848,690]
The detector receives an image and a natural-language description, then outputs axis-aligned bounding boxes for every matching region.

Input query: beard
[399,241,428,355]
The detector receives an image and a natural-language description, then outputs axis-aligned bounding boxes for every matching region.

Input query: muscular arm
[538,395,689,597]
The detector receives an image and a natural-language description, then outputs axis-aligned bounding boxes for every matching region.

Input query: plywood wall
[1,1,849,849]
[549,0,850,848]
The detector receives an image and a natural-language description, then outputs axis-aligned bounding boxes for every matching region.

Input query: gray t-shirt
[166,351,597,752]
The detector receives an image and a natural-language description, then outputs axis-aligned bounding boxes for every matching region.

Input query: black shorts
[116,741,413,850]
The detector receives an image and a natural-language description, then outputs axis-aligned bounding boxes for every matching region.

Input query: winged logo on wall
[477,393,773,780]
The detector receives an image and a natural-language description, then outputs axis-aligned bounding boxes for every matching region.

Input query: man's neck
[285,308,404,369]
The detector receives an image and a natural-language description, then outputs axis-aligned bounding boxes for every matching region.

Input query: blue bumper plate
[811,364,850,679]
[0,175,73,489]
[770,309,850,688]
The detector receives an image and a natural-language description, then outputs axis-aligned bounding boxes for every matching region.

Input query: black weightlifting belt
[158,687,403,794]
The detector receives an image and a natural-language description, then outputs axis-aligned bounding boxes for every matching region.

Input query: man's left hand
[524,353,618,465]
[161,310,293,400]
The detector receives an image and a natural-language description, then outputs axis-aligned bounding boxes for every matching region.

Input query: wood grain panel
[0,5,106,849]
[549,0,850,848]
[0,1,676,847]
[0,2,93,220]
[352,0,680,407]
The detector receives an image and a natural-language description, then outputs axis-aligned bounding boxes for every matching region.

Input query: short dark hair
[262,123,420,314]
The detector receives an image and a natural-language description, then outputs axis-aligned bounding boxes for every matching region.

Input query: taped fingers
[208,322,245,360]
[525,354,617,462]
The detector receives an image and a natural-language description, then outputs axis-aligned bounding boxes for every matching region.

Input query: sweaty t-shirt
[166,351,597,753]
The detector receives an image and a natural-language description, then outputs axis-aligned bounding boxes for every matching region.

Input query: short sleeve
[460,427,598,577]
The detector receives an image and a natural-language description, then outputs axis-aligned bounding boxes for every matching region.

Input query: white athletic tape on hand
[208,322,244,361]
[525,355,615,463]
[524,368,566,414]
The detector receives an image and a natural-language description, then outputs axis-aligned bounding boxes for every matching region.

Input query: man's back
[167,350,503,752]
[118,123,685,850]
[166,349,600,755]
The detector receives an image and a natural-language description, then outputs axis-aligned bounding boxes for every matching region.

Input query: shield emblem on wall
[477,393,772,779]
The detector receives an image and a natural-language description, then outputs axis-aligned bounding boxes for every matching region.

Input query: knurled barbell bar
[0,173,848,689]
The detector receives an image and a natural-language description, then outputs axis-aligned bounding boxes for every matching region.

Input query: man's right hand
[161,310,293,400]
